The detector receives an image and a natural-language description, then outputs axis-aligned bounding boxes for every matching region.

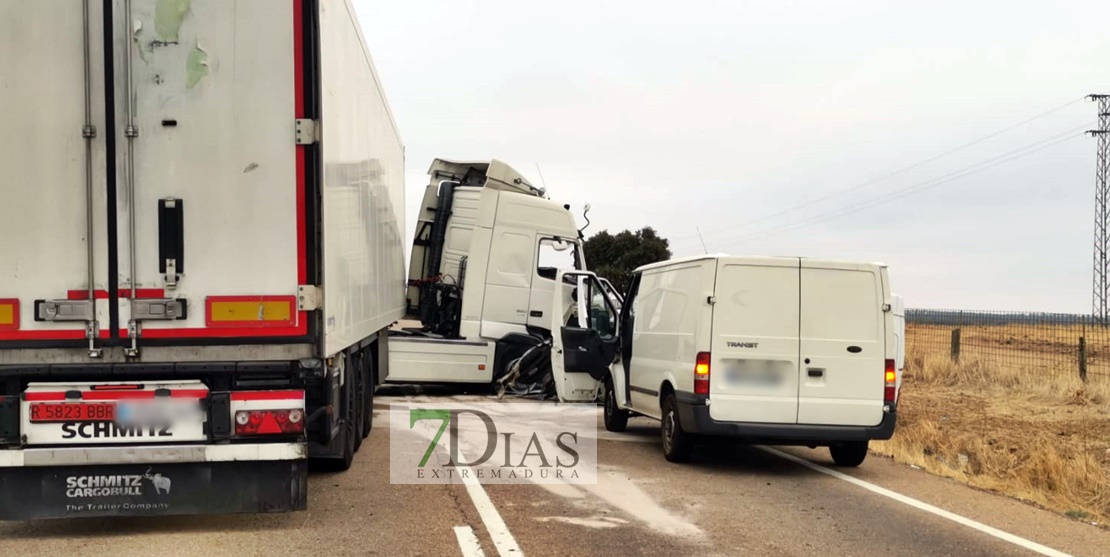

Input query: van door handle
[530,310,543,318]
[847,345,862,353]
[807,369,823,378]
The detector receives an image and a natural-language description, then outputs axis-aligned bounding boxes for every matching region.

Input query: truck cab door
[551,271,618,402]
[529,238,582,330]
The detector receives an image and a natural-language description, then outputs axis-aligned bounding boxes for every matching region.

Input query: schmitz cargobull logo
[65,468,172,498]
[60,422,173,440]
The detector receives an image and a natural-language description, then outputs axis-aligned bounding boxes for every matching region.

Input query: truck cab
[384,159,587,385]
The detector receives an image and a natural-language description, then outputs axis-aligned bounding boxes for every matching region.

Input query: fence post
[950,328,961,362]
[1079,336,1088,383]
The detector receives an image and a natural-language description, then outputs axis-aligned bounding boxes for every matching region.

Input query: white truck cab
[384,159,587,385]
[551,255,899,466]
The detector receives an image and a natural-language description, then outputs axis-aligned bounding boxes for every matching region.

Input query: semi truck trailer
[0,0,405,519]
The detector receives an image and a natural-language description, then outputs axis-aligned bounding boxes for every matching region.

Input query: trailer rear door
[113,0,305,344]
[0,1,109,347]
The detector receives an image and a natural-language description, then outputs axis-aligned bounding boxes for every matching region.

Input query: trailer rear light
[89,384,144,391]
[230,390,306,437]
[234,409,304,436]
[694,352,711,395]
[884,359,897,404]
[0,299,19,331]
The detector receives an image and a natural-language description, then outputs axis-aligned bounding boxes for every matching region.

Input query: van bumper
[674,392,897,444]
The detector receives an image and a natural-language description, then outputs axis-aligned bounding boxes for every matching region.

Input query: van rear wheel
[829,441,869,467]
[661,393,693,463]
[604,377,629,432]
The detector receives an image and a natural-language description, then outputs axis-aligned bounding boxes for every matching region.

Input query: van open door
[551,271,618,402]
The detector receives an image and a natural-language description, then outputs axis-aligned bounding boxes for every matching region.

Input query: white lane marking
[536,515,630,529]
[459,463,525,557]
[759,446,1075,557]
[454,525,487,557]
[397,394,522,557]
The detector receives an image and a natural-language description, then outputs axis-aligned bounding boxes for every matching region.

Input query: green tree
[583,227,672,293]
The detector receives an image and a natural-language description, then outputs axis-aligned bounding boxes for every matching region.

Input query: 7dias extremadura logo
[390,402,598,485]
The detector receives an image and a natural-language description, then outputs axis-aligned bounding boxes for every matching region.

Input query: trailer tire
[352,351,366,452]
[362,351,375,440]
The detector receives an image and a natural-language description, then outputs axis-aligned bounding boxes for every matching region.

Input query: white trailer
[0,0,405,519]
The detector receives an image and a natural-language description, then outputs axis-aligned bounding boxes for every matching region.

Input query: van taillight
[694,352,711,395]
[884,359,897,404]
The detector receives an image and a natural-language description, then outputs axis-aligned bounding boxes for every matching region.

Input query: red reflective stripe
[231,390,305,401]
[23,392,67,402]
[293,0,306,286]
[139,324,307,339]
[24,389,208,401]
[0,330,86,341]
[66,289,166,300]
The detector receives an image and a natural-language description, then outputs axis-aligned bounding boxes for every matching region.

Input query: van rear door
[797,261,885,426]
[709,257,800,424]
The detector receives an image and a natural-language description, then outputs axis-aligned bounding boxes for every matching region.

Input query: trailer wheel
[317,404,357,472]
[352,351,365,452]
[362,350,375,440]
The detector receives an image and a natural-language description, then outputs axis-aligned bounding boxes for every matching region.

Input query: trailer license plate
[30,403,116,423]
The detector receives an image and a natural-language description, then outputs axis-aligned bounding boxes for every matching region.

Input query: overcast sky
[352,0,1108,313]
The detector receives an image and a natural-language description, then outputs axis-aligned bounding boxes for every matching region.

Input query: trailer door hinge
[298,285,321,311]
[295,119,319,145]
[35,300,94,322]
[131,299,188,321]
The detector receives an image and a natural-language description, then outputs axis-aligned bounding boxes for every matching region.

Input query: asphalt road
[1,394,1107,557]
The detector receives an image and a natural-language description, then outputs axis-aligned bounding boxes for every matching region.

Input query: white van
[548,255,899,466]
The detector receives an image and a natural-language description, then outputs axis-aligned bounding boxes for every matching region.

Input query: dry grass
[873,352,1110,525]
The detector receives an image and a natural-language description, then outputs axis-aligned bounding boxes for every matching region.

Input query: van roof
[632,254,888,274]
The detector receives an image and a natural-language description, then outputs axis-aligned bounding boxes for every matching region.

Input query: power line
[709,125,1090,247]
[671,95,1088,243]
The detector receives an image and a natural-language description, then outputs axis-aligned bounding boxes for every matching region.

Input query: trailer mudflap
[0,460,307,520]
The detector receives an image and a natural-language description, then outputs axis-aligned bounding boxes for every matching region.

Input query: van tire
[661,394,693,463]
[829,441,869,467]
[603,377,629,432]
